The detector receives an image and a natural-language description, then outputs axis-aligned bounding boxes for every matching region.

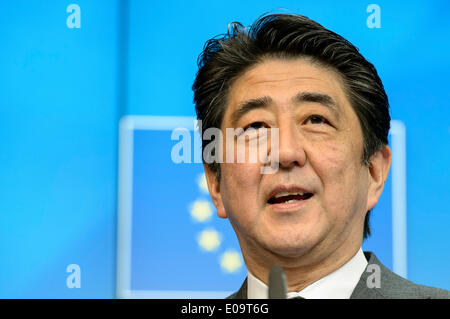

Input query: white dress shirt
[247,248,368,299]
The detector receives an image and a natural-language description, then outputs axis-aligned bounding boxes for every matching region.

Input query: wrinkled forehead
[224,57,354,124]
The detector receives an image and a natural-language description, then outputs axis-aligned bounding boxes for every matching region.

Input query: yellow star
[220,250,243,273]
[189,200,213,222]
[197,229,221,252]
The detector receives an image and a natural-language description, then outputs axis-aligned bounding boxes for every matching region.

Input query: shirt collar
[247,247,368,299]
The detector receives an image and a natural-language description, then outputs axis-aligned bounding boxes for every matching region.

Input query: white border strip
[116,116,134,299]
[120,289,234,299]
[120,115,196,131]
[390,120,407,278]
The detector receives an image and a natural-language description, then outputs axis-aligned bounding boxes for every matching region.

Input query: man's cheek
[221,164,260,210]
[309,146,355,206]
[223,162,260,186]
[308,143,348,178]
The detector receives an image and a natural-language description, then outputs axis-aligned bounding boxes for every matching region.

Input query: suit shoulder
[226,278,247,299]
[380,267,449,299]
[365,252,449,299]
[226,292,238,299]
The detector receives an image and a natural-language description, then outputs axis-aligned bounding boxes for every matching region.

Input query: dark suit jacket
[227,251,449,299]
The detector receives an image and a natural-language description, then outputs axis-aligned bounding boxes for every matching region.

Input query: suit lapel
[350,251,385,299]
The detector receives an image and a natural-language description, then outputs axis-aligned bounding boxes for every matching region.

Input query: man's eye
[243,122,267,131]
[306,115,327,125]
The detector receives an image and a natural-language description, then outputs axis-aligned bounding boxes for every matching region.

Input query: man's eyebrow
[229,92,339,127]
[292,91,340,114]
[230,96,273,127]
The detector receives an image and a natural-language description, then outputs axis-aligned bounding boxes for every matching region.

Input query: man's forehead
[229,59,343,98]
[234,58,342,84]
[226,59,349,116]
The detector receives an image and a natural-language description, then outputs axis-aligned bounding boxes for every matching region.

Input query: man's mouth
[268,191,313,204]
[267,185,314,207]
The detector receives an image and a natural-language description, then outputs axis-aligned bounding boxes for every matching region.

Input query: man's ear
[367,145,392,211]
[203,164,227,219]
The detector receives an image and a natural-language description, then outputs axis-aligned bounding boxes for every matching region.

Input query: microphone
[268,265,287,299]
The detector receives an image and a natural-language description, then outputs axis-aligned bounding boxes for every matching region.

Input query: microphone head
[268,265,287,299]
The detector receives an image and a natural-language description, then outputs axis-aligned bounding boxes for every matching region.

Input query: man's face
[205,58,388,264]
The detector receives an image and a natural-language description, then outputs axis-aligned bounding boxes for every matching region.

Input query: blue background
[131,129,244,292]
[1,0,449,298]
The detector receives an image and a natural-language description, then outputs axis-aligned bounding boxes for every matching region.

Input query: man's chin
[261,239,317,260]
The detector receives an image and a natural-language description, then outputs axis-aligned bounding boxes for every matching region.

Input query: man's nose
[276,122,307,169]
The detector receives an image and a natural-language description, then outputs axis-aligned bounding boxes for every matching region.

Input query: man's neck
[247,247,368,299]
[243,238,363,292]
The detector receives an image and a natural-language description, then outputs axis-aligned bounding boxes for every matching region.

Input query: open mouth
[268,191,313,205]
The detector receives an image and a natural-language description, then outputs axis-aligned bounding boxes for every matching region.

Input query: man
[192,13,449,299]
